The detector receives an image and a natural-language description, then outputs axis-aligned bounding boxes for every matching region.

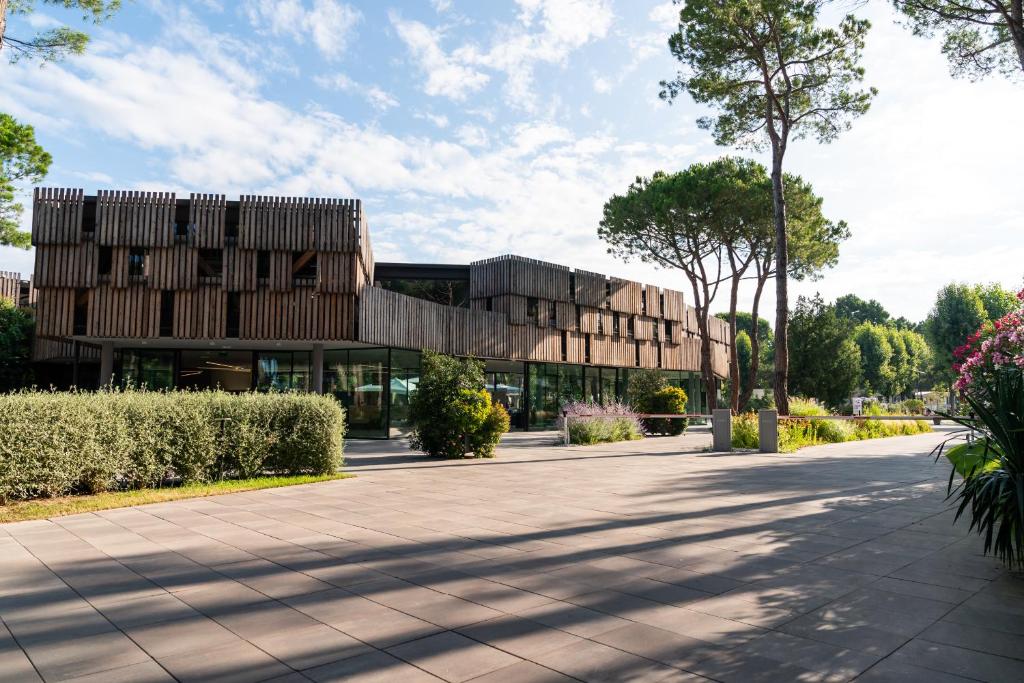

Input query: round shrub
[646,386,688,435]
[470,402,511,458]
[409,350,509,458]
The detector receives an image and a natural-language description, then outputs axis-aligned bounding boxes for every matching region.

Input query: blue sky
[2,0,1022,321]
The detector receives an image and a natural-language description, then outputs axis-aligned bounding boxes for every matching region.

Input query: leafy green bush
[899,399,926,415]
[645,386,689,435]
[626,370,688,435]
[0,389,345,503]
[469,402,511,458]
[408,350,506,458]
[0,300,34,392]
[731,412,759,449]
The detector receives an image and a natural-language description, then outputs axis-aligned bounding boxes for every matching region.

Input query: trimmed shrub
[0,389,345,503]
[408,350,506,458]
[645,387,689,436]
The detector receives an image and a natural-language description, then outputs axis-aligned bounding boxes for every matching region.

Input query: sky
[1,0,1022,322]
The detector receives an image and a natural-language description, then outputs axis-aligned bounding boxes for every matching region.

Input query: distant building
[29,188,731,437]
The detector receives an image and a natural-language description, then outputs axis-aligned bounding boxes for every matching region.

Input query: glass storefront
[324,348,389,439]
[484,360,525,429]
[116,345,710,436]
[389,349,421,435]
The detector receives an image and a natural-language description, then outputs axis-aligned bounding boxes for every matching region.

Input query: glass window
[486,361,525,429]
[527,363,559,429]
[256,351,311,391]
[323,348,388,438]
[390,349,422,435]
[377,279,470,307]
[584,366,601,404]
[600,368,618,405]
[120,349,175,390]
[128,248,145,277]
[557,364,583,405]
[180,350,252,391]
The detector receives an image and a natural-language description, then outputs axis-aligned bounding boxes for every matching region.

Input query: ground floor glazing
[116,347,710,439]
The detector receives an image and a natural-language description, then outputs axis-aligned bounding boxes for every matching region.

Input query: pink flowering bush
[952,288,1024,396]
[936,287,1024,570]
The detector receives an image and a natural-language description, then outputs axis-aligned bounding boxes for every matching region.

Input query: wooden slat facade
[0,271,24,304]
[30,189,730,379]
[31,188,84,245]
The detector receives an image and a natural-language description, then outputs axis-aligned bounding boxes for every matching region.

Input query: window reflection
[180,350,252,391]
[324,348,388,438]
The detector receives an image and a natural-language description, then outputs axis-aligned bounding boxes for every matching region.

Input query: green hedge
[0,389,345,502]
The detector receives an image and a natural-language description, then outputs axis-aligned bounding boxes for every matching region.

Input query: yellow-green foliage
[646,386,689,435]
[732,396,932,453]
[0,389,345,503]
[731,412,759,449]
[469,402,511,458]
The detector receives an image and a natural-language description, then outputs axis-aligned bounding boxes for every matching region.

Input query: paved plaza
[2,428,1023,682]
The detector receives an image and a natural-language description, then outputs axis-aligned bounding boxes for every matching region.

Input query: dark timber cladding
[30,188,730,380]
[32,189,372,342]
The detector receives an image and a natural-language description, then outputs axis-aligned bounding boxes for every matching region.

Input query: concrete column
[759,409,779,453]
[312,344,324,394]
[711,408,732,452]
[98,342,114,389]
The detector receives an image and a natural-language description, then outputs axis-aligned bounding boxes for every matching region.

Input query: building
[29,188,732,437]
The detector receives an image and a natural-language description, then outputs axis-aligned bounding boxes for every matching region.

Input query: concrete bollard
[759,409,779,453]
[712,409,732,452]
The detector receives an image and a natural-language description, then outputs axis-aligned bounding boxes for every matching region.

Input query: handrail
[566,413,712,419]
[776,414,947,421]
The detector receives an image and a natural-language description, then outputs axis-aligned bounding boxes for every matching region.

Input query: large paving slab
[2,428,1022,682]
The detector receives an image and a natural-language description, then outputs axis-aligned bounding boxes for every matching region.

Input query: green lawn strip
[0,473,352,523]
[946,442,1001,478]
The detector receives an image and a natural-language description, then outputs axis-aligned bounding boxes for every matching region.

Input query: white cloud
[431,0,453,12]
[389,12,490,100]
[314,73,398,111]
[415,111,450,128]
[455,124,488,147]
[592,75,612,93]
[648,1,679,29]
[392,0,612,110]
[366,86,399,111]
[243,0,361,60]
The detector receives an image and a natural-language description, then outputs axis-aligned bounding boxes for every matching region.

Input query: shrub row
[0,389,345,502]
[731,397,932,452]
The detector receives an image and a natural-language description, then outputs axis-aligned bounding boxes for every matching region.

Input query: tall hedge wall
[0,390,345,502]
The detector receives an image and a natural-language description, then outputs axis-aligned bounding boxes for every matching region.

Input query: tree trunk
[771,150,790,415]
[1011,0,1024,74]
[728,273,742,413]
[0,0,8,52]
[739,272,769,412]
[697,311,717,413]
